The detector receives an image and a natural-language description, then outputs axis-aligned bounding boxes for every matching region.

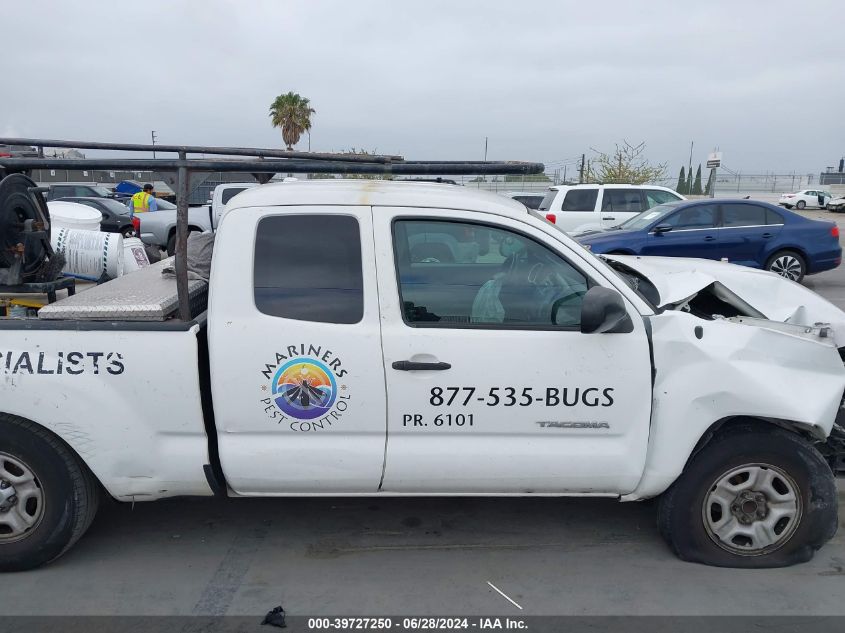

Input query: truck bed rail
[0,137,545,321]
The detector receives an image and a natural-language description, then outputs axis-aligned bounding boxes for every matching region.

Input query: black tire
[120,225,137,238]
[166,229,198,257]
[766,249,806,283]
[657,424,837,568]
[0,414,100,571]
[796,200,806,210]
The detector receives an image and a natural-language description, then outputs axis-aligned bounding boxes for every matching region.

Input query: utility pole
[483,137,488,161]
[151,130,158,159]
[579,153,585,183]
[562,165,567,183]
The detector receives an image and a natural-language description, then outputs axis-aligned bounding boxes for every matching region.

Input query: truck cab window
[393,219,589,328]
[254,215,363,323]
[221,187,248,205]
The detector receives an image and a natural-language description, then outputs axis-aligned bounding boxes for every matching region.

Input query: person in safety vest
[129,183,158,217]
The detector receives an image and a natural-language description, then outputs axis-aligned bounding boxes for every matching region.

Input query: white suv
[537,184,685,232]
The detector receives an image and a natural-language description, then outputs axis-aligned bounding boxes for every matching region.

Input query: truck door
[208,206,387,493]
[373,209,653,493]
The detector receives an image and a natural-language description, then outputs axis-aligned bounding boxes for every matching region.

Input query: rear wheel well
[768,246,808,262]
[167,225,203,241]
[0,411,106,495]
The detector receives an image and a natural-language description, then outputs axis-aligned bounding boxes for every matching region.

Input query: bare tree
[587,140,667,185]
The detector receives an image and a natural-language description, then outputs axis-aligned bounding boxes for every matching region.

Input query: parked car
[537,184,684,231]
[56,196,137,237]
[45,183,118,201]
[827,194,845,212]
[778,189,833,210]
[503,191,545,209]
[575,199,841,283]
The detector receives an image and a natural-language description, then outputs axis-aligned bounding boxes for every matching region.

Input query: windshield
[91,185,113,197]
[618,202,683,230]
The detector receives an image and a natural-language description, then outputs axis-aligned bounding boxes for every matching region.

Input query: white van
[538,184,684,232]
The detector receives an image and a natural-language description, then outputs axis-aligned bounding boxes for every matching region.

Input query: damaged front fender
[626,310,845,500]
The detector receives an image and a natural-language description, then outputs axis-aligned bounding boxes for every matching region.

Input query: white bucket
[51,228,124,281]
[47,201,103,232]
[121,237,151,275]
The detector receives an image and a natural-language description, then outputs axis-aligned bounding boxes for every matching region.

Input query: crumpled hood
[606,254,845,344]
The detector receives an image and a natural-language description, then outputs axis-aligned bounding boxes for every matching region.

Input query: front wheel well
[688,416,820,466]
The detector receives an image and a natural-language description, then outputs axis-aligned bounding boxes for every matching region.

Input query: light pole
[151,130,157,159]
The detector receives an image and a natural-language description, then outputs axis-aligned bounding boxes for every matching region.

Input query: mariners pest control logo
[272,358,337,420]
[260,344,350,432]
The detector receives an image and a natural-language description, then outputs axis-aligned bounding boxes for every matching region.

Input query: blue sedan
[576,199,841,283]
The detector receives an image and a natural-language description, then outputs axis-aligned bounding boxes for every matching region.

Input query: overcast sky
[2,0,842,176]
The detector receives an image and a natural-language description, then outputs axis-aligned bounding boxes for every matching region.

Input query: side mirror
[580,287,634,334]
[653,224,673,234]
[206,199,213,205]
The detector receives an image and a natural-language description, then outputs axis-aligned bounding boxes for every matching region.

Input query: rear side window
[221,187,248,205]
[766,208,784,225]
[561,189,598,212]
[722,204,767,227]
[601,189,644,212]
[254,215,363,323]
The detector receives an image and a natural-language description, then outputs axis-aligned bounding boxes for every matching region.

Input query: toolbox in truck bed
[37,258,207,321]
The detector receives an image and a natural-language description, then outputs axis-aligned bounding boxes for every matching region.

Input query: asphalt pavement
[3,206,845,618]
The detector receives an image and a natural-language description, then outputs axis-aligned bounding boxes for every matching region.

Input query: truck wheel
[657,425,837,568]
[0,414,100,571]
[166,229,199,257]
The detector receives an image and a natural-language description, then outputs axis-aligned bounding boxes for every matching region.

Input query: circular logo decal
[271,358,337,420]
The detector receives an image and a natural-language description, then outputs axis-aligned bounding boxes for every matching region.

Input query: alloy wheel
[769,255,803,281]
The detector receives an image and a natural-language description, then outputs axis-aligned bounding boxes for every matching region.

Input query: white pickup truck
[1,180,844,571]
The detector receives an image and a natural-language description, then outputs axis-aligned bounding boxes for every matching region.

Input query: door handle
[762,232,773,238]
[602,216,616,221]
[703,235,716,241]
[392,360,452,371]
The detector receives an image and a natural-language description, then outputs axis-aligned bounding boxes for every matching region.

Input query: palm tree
[269,92,315,150]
